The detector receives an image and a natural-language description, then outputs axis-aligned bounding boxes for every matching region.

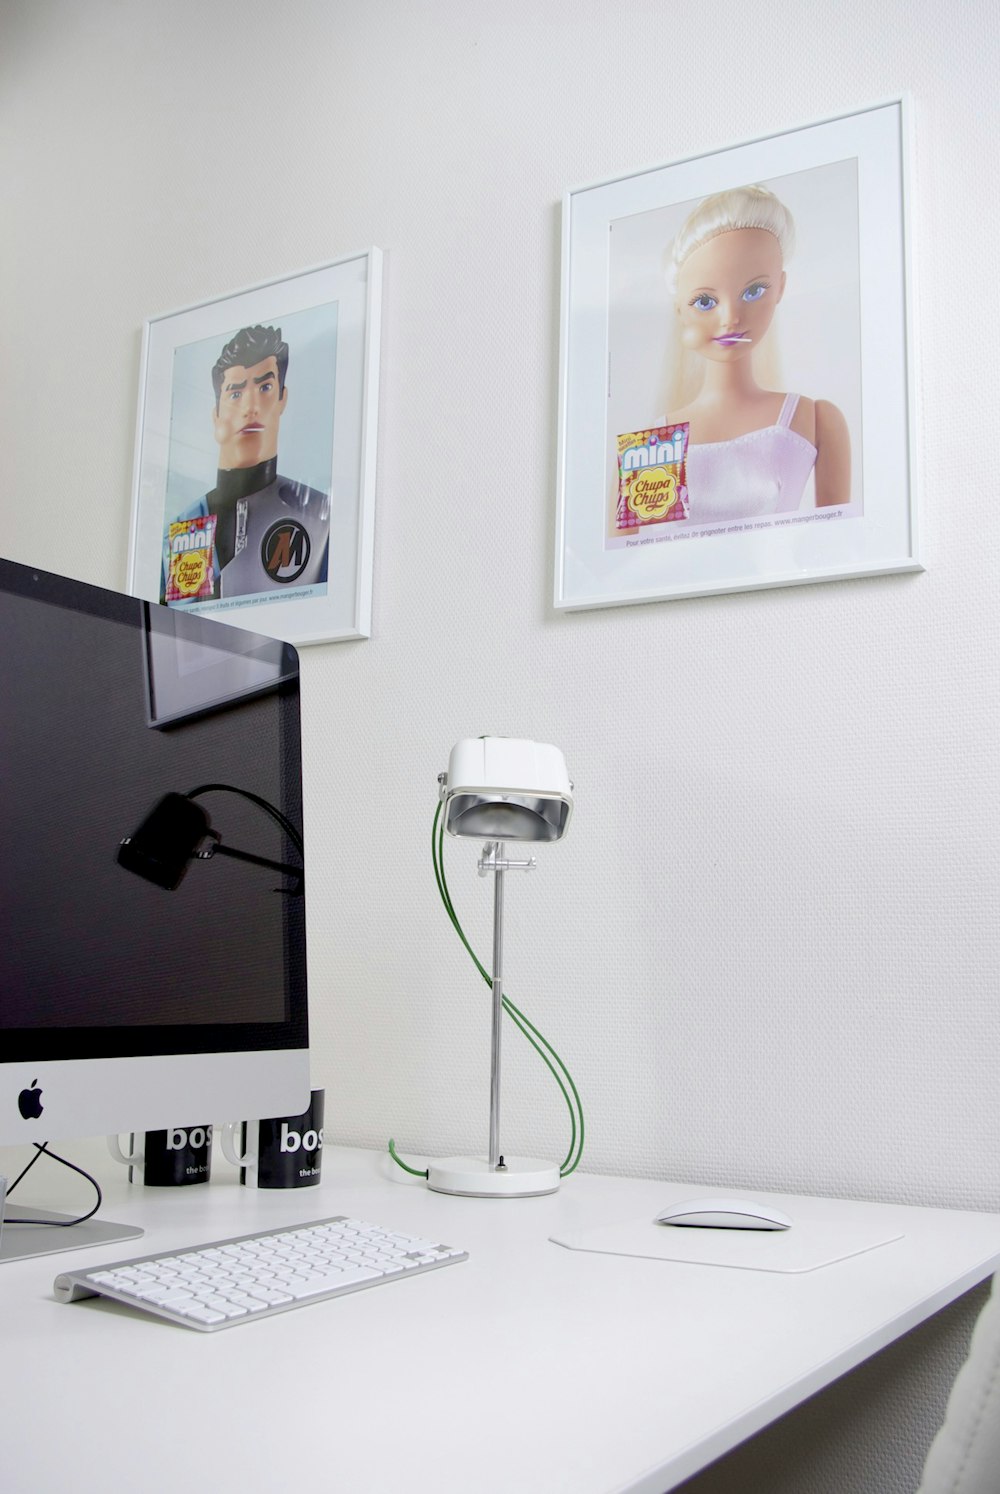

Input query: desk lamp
[426,737,573,1199]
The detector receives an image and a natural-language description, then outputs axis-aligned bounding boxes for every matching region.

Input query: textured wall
[2,2,999,1489]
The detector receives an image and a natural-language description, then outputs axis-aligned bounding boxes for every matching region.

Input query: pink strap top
[684,394,817,524]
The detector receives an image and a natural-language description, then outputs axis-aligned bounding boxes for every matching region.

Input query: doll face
[212,356,288,470]
[675,228,785,363]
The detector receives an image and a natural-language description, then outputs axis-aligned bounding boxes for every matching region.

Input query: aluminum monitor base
[0,1205,143,1264]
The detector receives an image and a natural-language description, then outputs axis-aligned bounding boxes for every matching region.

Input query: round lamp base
[426,1156,560,1198]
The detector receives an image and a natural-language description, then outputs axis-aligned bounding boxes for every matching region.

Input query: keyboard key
[175,1303,227,1325]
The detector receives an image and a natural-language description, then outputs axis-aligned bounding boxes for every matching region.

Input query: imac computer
[0,557,310,1257]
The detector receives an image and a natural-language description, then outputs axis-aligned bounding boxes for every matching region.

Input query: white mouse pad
[549,1215,903,1273]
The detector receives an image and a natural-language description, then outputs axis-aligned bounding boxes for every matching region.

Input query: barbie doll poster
[606,159,861,548]
[556,101,919,610]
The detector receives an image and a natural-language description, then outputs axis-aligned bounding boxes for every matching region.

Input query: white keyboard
[53,1215,467,1331]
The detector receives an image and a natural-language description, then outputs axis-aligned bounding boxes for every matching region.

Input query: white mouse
[655,1197,793,1231]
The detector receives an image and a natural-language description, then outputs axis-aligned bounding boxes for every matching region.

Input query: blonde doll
[664,185,850,523]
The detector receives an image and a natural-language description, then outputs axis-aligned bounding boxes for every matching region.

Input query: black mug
[221,1089,324,1189]
[107,1125,213,1186]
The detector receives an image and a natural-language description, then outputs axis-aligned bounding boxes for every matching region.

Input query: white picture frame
[127,250,382,646]
[555,101,920,611]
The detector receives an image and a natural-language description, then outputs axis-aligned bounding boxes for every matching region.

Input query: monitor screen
[0,557,310,1150]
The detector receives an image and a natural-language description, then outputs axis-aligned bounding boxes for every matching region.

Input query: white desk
[4,1146,1000,1494]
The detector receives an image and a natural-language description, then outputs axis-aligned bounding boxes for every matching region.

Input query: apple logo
[17,1079,43,1120]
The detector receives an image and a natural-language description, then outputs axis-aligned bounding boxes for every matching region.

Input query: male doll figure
[163,324,330,604]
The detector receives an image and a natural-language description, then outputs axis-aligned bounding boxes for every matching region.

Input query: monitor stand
[0,1204,143,1264]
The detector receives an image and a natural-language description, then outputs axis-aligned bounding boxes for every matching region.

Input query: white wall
[3,2,999,1489]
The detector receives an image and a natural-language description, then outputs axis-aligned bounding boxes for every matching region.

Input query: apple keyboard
[53,1214,468,1331]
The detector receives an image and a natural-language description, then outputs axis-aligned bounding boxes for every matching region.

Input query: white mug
[107,1124,213,1186]
[221,1089,324,1189]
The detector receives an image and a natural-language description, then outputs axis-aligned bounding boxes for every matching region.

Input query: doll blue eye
[742,282,767,302]
[690,293,717,311]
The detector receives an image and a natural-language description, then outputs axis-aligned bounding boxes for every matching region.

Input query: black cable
[185,782,304,895]
[5,1142,103,1227]
[186,782,304,857]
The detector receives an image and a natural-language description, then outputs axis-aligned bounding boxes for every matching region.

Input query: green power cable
[387,1139,428,1178]
[388,803,585,1180]
[432,809,585,1175]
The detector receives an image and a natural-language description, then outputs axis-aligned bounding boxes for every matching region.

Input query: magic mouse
[655,1197,793,1231]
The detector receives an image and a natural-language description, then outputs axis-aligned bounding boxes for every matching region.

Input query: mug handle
[107,1134,143,1167]
[220,1121,255,1167]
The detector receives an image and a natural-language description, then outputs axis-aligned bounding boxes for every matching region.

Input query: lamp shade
[442,738,572,843]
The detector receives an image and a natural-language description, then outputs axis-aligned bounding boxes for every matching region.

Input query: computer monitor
[0,558,310,1250]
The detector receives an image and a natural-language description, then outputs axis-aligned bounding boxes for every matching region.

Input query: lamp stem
[488,842,505,1171]
[425,827,559,1199]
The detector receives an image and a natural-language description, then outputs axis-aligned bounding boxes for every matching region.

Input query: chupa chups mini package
[165,514,218,603]
[616,423,689,533]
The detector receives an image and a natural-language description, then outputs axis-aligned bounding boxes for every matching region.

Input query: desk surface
[4,1146,1000,1494]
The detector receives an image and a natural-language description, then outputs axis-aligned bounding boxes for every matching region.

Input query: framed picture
[141,603,297,729]
[127,250,382,645]
[555,100,919,611]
